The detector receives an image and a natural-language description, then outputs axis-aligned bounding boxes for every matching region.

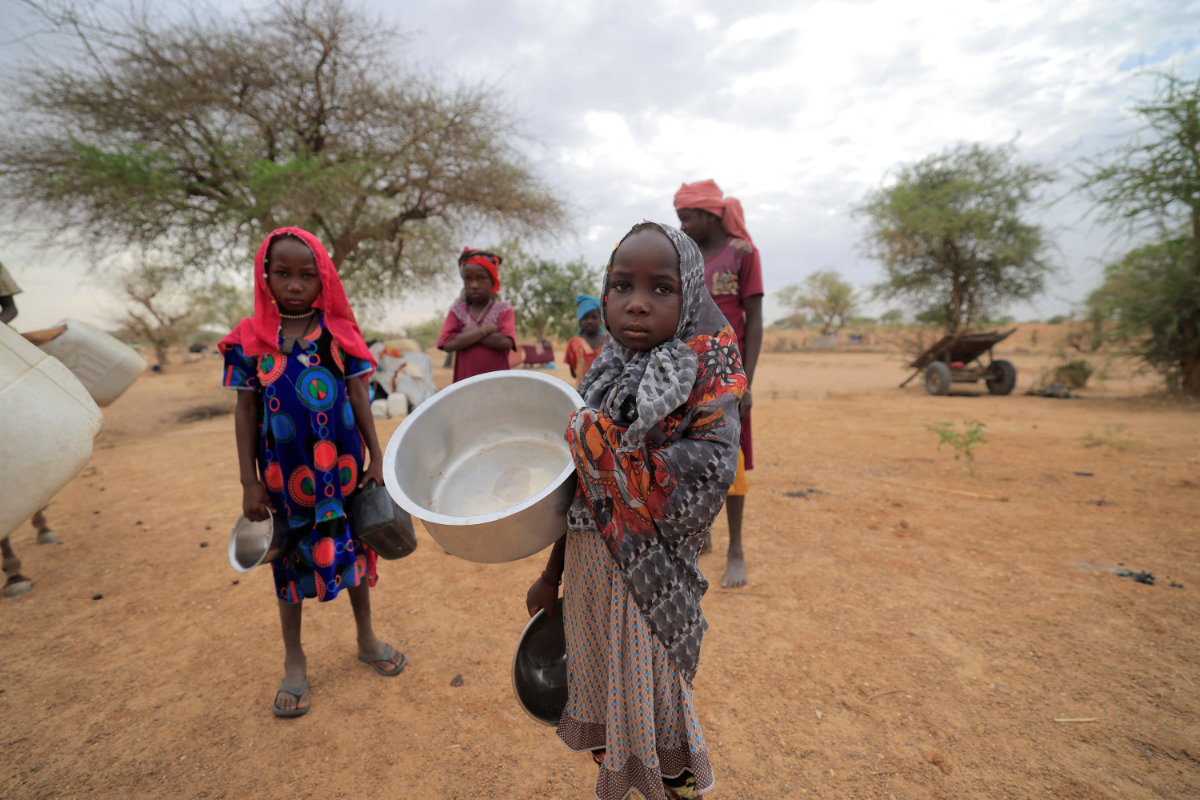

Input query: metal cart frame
[901,328,1018,396]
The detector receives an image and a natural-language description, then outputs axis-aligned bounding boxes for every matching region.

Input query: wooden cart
[901,329,1018,396]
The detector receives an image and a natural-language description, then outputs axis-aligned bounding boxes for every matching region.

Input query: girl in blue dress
[220,227,406,718]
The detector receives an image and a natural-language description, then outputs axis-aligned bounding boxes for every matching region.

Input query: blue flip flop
[357,643,407,676]
[271,679,310,718]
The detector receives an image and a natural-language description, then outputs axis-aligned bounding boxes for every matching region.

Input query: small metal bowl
[512,599,567,726]
[227,511,283,573]
[382,371,583,563]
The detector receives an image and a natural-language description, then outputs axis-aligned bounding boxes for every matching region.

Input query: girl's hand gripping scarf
[567,222,746,681]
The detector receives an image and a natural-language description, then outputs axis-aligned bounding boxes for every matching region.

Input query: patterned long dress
[222,314,377,602]
[558,529,711,800]
[704,238,763,470]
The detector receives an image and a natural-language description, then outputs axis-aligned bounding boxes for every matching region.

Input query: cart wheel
[924,362,952,395]
[986,359,1017,395]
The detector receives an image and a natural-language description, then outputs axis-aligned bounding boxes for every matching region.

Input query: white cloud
[3,0,1199,328]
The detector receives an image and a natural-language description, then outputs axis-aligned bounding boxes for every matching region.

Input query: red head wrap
[459,248,502,292]
[218,227,376,369]
[673,180,753,244]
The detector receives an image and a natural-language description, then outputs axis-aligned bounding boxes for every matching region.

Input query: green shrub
[1082,424,1137,450]
[1055,359,1094,388]
[926,420,988,472]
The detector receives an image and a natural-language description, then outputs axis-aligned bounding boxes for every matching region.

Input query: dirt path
[2,339,1198,799]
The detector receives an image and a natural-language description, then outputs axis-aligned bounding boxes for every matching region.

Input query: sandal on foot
[4,574,32,598]
[271,679,310,718]
[357,643,407,676]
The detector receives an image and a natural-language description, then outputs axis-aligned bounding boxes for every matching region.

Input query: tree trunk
[1181,317,1200,397]
[154,340,170,368]
[949,275,965,335]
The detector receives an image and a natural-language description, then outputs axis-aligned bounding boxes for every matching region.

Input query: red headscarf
[673,180,753,244]
[218,227,376,368]
[458,248,502,292]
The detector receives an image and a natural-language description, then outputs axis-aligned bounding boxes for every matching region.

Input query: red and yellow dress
[563,335,602,383]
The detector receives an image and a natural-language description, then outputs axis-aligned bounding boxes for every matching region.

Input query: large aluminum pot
[382,371,583,563]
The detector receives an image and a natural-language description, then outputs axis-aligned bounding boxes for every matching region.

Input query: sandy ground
[2,330,1198,799]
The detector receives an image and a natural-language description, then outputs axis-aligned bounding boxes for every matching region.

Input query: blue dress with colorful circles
[222,314,374,603]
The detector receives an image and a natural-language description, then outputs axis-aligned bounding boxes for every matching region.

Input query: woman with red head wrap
[674,180,764,590]
[220,228,406,718]
[437,248,517,382]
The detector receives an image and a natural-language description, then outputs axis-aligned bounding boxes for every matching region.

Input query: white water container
[38,319,147,407]
[385,393,409,420]
[0,324,103,538]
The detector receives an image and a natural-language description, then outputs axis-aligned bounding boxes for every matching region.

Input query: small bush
[1082,424,1137,450]
[926,420,988,472]
[1055,359,1094,388]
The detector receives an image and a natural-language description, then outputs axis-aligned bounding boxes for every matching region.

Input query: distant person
[437,248,516,382]
[219,227,405,718]
[674,180,763,589]
[563,293,605,385]
[527,222,745,800]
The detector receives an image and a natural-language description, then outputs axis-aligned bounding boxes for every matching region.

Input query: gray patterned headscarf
[578,223,731,442]
[569,221,745,682]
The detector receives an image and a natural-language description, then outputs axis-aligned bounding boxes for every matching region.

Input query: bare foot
[721,555,747,589]
[37,529,57,545]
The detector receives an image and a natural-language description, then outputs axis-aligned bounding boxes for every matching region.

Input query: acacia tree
[111,258,201,366]
[189,281,254,337]
[0,0,565,299]
[858,142,1055,334]
[1089,238,1200,392]
[501,242,600,341]
[776,270,856,335]
[1082,73,1200,396]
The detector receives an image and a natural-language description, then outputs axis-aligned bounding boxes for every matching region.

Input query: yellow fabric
[728,449,748,496]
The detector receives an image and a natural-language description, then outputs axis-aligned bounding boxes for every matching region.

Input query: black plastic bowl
[512,598,568,726]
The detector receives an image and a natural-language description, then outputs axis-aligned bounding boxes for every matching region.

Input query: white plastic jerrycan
[0,324,103,538]
[38,319,146,407]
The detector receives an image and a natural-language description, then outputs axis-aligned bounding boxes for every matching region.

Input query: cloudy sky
[2,0,1198,331]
